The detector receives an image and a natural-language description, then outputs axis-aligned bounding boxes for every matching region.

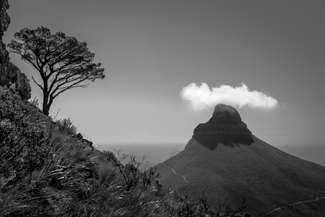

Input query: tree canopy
[8,27,105,115]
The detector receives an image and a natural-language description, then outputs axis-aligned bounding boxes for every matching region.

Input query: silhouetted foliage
[8,27,105,115]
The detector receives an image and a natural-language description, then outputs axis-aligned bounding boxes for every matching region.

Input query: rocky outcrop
[0,0,31,100]
[0,0,10,36]
[193,104,253,150]
[0,0,11,78]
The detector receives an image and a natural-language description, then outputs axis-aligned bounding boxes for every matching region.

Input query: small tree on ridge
[8,27,105,115]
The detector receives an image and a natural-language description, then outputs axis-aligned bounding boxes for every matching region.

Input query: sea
[97,143,325,170]
[97,143,184,170]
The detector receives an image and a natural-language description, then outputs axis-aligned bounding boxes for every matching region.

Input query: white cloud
[181,83,278,110]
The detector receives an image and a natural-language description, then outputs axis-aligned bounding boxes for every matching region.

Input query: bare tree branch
[31,76,43,90]
[52,78,89,99]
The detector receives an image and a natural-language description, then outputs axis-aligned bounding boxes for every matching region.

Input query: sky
[3,1,325,165]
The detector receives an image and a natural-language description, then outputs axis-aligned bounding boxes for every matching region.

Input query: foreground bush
[0,87,51,189]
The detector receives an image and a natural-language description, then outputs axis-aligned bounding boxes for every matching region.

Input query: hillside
[155,105,325,216]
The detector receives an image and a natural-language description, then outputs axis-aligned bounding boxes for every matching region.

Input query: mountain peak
[211,104,241,122]
[157,104,325,216]
[213,103,238,114]
[193,104,253,149]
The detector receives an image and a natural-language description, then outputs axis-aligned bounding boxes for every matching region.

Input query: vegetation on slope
[0,86,251,217]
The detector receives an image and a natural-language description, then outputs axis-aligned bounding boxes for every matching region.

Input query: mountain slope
[155,105,325,216]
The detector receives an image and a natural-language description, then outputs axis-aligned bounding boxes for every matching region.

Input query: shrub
[0,87,51,186]
[56,118,77,135]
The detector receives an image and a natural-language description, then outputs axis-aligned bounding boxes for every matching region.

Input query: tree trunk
[42,86,50,116]
[42,98,50,116]
[42,103,50,116]
[42,79,51,116]
[42,94,54,116]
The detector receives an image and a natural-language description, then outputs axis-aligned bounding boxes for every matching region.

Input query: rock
[0,0,10,37]
[193,104,253,150]
[75,133,94,150]
[0,0,31,100]
[7,62,31,99]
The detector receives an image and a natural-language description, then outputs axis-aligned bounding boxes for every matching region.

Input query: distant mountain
[155,104,325,216]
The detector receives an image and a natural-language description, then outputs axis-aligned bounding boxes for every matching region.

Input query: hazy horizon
[99,141,325,169]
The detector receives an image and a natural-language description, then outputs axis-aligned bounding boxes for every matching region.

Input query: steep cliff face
[193,104,253,150]
[0,0,10,36]
[0,0,31,100]
[0,0,11,77]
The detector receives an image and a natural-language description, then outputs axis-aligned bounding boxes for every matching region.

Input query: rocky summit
[193,104,253,150]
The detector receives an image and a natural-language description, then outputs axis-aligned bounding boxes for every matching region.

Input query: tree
[8,27,105,115]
